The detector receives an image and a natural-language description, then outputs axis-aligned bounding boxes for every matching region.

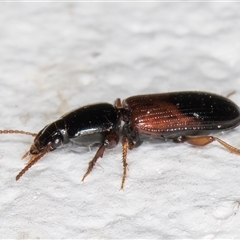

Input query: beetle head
[15,119,67,181]
[30,119,66,155]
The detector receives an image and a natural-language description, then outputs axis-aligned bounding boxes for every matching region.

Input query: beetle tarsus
[215,137,240,154]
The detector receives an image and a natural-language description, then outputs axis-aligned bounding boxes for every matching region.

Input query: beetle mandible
[1,91,240,189]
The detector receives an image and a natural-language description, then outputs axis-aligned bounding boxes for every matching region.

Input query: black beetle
[1,91,240,188]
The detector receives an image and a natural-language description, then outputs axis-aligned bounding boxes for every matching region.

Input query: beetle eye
[51,133,63,149]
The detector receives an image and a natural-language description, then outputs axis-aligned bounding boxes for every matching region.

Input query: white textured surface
[1,3,240,239]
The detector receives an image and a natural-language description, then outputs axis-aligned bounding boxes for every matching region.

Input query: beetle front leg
[82,132,119,182]
[173,135,240,154]
[81,143,106,182]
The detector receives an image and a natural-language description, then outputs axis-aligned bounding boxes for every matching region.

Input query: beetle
[1,91,240,188]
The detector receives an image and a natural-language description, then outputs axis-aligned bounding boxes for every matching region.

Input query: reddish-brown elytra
[1,91,240,188]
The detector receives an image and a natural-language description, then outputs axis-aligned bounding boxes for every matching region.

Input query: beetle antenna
[0,130,37,137]
[16,143,51,180]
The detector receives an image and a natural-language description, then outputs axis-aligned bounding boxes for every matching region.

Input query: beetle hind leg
[174,135,240,154]
[214,137,240,154]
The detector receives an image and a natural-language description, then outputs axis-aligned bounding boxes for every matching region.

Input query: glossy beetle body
[2,91,240,188]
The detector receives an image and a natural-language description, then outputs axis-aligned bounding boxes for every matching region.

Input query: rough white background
[1,2,240,239]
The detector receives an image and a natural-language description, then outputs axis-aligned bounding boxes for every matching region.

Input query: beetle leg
[121,136,135,189]
[174,135,240,154]
[81,143,106,182]
[214,137,240,154]
[82,132,120,182]
[121,136,128,189]
[173,136,214,146]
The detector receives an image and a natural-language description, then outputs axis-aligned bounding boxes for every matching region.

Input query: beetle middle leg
[121,136,136,189]
[120,125,143,189]
[82,132,119,182]
[173,135,240,154]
